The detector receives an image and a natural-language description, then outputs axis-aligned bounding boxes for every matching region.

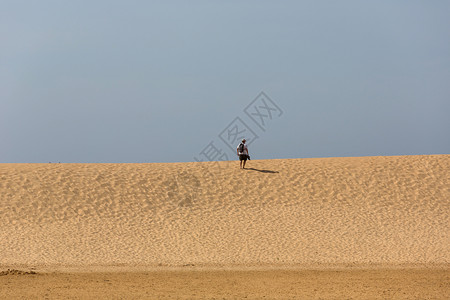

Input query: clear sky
[1,1,449,163]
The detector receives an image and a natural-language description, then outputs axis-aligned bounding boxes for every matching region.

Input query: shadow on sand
[244,168,279,174]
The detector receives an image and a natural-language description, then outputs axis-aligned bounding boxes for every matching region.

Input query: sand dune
[0,155,449,270]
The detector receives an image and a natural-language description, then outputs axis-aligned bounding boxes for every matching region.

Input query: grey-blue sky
[1,1,449,163]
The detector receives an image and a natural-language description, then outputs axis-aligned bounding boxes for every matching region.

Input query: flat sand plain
[1,269,448,299]
[1,155,449,298]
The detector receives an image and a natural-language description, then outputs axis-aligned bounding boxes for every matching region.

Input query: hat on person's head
[242,139,246,142]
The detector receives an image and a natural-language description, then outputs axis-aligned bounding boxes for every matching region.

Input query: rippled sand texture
[0,155,448,268]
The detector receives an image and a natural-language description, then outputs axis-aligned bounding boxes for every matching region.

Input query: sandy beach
[1,155,449,298]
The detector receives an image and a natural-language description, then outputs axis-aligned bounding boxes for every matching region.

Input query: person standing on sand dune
[237,139,249,169]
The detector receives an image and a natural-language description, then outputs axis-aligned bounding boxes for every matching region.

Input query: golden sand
[1,155,449,298]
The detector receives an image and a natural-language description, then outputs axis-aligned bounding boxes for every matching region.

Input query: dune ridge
[1,155,448,270]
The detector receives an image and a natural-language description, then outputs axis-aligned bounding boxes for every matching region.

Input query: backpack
[238,143,245,153]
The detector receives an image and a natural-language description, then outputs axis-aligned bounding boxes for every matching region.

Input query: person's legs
[242,157,247,169]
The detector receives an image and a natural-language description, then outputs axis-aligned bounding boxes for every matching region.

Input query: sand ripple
[0,155,448,268]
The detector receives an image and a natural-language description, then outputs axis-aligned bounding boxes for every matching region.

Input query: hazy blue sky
[1,1,449,163]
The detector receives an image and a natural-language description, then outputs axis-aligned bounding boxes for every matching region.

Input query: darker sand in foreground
[1,269,449,299]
